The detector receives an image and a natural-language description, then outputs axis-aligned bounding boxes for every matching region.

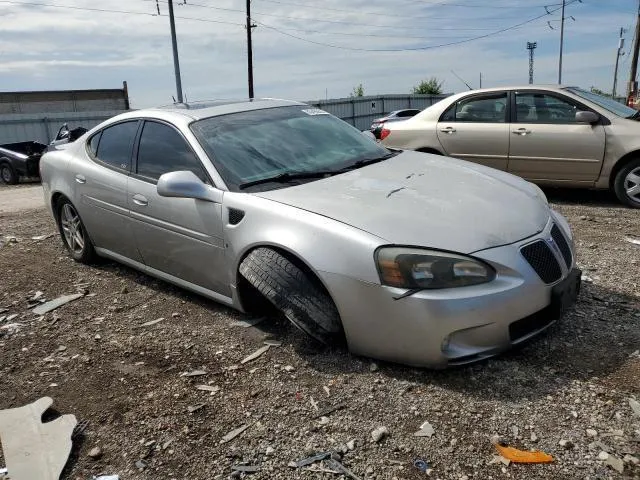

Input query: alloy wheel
[60,203,85,254]
[624,166,640,203]
[1,166,11,183]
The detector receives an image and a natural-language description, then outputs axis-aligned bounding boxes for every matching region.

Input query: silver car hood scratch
[256,151,550,253]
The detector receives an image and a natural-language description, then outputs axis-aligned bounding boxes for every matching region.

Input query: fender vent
[228,208,245,225]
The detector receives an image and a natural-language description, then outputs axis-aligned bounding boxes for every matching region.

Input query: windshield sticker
[301,108,330,116]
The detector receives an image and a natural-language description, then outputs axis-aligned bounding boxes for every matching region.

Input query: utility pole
[479,72,482,88]
[246,0,255,99]
[558,0,566,84]
[628,0,640,102]
[167,0,183,103]
[527,42,537,84]
[613,28,626,98]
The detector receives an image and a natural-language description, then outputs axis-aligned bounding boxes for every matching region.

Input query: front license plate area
[550,268,581,319]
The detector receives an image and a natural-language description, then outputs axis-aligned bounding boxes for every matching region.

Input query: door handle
[512,128,532,135]
[132,194,148,206]
[440,127,456,134]
[75,174,86,184]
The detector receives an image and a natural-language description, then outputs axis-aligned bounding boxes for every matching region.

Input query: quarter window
[136,121,207,183]
[88,132,101,157]
[95,121,138,170]
[515,92,580,123]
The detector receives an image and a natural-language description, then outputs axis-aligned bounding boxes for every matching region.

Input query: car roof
[453,85,574,94]
[139,98,307,121]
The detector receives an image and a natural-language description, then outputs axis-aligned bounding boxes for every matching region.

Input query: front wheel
[56,199,97,263]
[239,248,344,345]
[0,162,18,185]
[613,158,640,208]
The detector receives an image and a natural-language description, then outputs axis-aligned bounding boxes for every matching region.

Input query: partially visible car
[380,85,640,208]
[48,123,89,151]
[40,99,579,368]
[0,141,48,184]
[370,109,421,138]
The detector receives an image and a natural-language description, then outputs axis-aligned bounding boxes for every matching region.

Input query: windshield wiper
[628,110,640,120]
[238,151,398,190]
[338,151,398,172]
[238,170,336,190]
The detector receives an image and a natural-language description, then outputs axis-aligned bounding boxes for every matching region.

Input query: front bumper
[321,216,579,368]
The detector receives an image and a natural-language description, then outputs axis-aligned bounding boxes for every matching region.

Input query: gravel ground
[0,188,638,480]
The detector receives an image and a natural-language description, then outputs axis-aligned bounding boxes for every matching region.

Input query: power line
[178,1,551,30]
[249,21,479,40]
[401,0,562,6]
[0,0,580,52]
[251,0,560,17]
[253,0,580,52]
[0,0,245,26]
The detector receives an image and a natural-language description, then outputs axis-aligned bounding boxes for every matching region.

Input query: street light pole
[613,28,625,98]
[246,0,255,99]
[558,0,565,84]
[628,0,640,101]
[527,42,537,84]
[167,0,184,103]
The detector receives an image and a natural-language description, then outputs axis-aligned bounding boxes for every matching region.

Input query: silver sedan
[40,100,580,367]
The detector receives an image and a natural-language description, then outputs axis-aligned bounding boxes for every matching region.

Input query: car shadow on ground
[88,254,639,403]
[543,186,624,208]
[297,281,640,401]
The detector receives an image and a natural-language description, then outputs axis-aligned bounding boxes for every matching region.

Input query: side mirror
[157,171,220,203]
[575,111,599,124]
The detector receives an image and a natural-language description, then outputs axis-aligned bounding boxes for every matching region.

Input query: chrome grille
[521,240,562,284]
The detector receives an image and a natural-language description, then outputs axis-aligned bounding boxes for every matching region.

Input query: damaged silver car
[40,100,580,367]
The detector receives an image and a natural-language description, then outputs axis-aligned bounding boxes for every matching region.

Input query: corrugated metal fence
[308,94,450,131]
[0,92,451,144]
[0,84,130,144]
[0,111,126,144]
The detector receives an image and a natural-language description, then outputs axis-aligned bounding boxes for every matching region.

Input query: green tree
[350,83,364,97]
[413,77,444,95]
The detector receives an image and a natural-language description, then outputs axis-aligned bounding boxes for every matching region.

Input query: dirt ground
[0,186,638,480]
[0,183,44,213]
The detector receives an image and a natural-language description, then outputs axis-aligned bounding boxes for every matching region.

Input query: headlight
[375,247,496,290]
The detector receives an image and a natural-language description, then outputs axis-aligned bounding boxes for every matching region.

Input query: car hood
[255,151,550,253]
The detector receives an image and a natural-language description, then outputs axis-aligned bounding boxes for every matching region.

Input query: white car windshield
[565,87,637,118]
[191,106,392,191]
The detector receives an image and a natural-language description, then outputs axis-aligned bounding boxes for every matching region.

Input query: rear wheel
[56,198,97,263]
[613,158,640,208]
[239,248,344,345]
[0,162,17,185]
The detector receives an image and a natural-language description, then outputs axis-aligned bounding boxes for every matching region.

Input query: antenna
[451,70,473,90]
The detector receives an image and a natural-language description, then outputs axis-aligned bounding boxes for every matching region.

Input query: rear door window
[454,93,508,123]
[95,121,139,171]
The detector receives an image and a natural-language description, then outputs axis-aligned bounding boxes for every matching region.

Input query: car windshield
[190,106,391,191]
[564,87,637,118]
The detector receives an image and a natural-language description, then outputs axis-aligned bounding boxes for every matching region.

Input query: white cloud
[0,0,637,106]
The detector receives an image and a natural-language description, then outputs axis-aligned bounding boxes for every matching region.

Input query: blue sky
[0,0,638,107]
